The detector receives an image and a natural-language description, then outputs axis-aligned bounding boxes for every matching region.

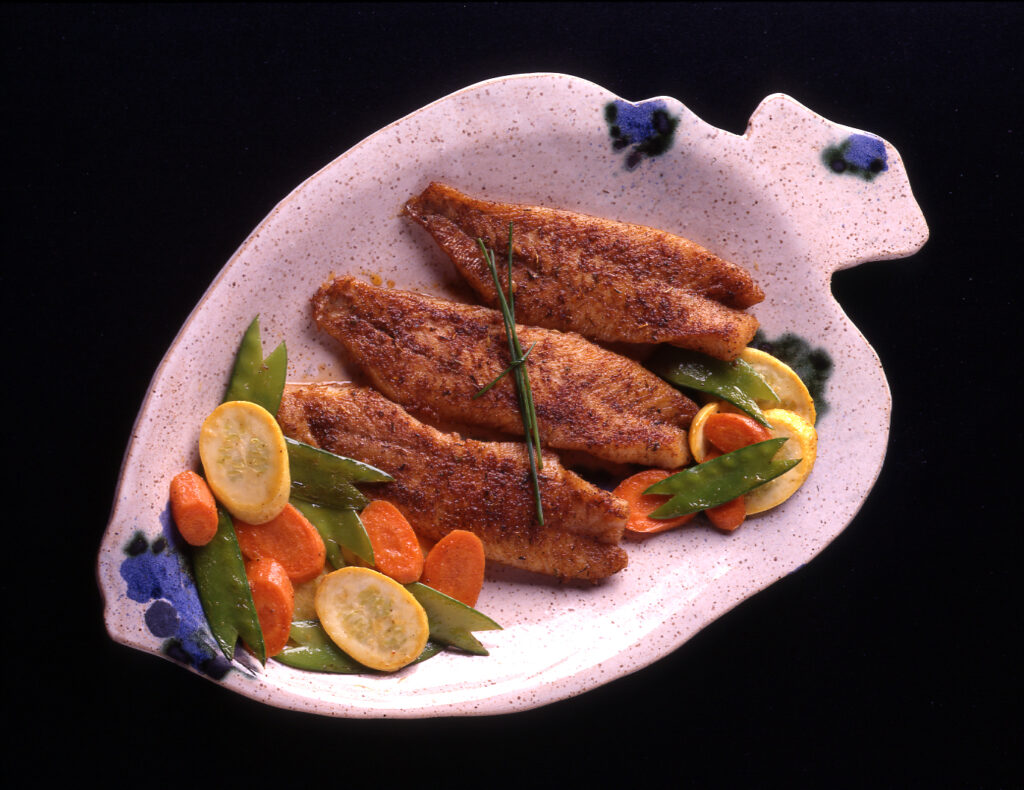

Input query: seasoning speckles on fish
[404,182,764,361]
[277,383,629,581]
[312,275,697,469]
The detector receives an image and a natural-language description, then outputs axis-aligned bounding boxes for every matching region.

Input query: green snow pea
[276,621,443,673]
[286,437,392,511]
[189,317,282,666]
[290,498,375,568]
[223,316,287,415]
[647,347,779,427]
[406,582,503,656]
[645,438,800,518]
[191,507,266,663]
[286,437,393,484]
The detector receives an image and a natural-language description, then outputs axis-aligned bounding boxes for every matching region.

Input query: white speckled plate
[98,73,927,718]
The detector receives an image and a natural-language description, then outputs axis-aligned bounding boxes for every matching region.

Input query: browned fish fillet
[313,276,697,469]
[404,182,764,361]
[277,382,629,581]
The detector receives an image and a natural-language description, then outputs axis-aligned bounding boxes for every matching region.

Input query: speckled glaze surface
[98,73,928,718]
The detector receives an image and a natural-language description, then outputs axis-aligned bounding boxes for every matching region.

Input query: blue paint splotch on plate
[752,331,834,418]
[604,99,679,170]
[822,134,888,181]
[119,512,232,680]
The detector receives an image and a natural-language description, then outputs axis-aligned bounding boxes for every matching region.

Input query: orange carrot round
[235,503,327,584]
[422,530,486,607]
[705,495,747,531]
[359,500,424,584]
[704,412,773,454]
[169,470,219,546]
[704,432,761,532]
[244,558,294,657]
[613,469,697,534]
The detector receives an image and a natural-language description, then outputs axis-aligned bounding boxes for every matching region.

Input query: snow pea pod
[645,438,799,518]
[191,507,266,663]
[647,347,779,427]
[276,620,362,673]
[406,582,503,656]
[290,498,374,568]
[276,621,443,673]
[286,436,392,485]
[286,438,394,511]
[223,316,287,415]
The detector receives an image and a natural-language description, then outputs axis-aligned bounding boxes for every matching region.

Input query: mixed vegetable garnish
[169,318,501,673]
[169,309,818,676]
[619,345,819,534]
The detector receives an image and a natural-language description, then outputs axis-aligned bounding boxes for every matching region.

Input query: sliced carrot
[699,447,748,531]
[612,468,697,534]
[169,470,219,546]
[421,530,486,607]
[235,503,327,584]
[705,495,747,531]
[244,558,294,657]
[359,500,424,584]
[344,530,431,568]
[704,412,773,454]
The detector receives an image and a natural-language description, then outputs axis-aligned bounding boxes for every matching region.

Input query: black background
[5,4,1020,786]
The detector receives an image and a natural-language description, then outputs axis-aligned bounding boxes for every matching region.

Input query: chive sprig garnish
[472,341,537,399]
[475,223,545,525]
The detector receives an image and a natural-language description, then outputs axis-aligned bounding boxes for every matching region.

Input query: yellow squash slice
[739,347,817,426]
[314,567,429,672]
[292,567,331,622]
[688,401,721,464]
[199,400,291,525]
[744,408,818,515]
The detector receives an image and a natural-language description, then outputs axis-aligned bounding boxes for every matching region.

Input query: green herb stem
[502,222,543,470]
[473,342,537,399]
[476,227,544,525]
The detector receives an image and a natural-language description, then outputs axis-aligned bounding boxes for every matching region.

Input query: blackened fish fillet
[313,276,696,469]
[404,182,764,361]
[277,382,629,581]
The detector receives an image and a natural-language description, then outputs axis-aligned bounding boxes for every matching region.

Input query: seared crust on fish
[404,182,763,361]
[313,276,697,469]
[277,382,629,581]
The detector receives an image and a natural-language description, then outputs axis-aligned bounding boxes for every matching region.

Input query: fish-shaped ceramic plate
[98,73,927,718]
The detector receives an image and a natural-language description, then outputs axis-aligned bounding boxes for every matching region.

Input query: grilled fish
[313,276,697,469]
[277,382,629,580]
[404,182,764,361]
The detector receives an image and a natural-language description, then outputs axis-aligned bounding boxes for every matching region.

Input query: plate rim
[99,71,924,718]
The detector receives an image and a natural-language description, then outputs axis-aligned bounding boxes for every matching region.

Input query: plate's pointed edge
[745,92,930,270]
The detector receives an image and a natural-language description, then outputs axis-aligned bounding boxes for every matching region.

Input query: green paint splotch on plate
[751,331,834,418]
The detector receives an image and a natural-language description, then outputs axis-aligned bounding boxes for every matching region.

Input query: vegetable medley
[617,344,819,534]
[169,315,817,675]
[170,318,500,673]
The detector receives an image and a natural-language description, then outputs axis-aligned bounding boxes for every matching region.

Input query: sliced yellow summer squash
[743,408,818,514]
[738,348,817,426]
[199,400,290,525]
[688,401,721,464]
[314,567,429,672]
